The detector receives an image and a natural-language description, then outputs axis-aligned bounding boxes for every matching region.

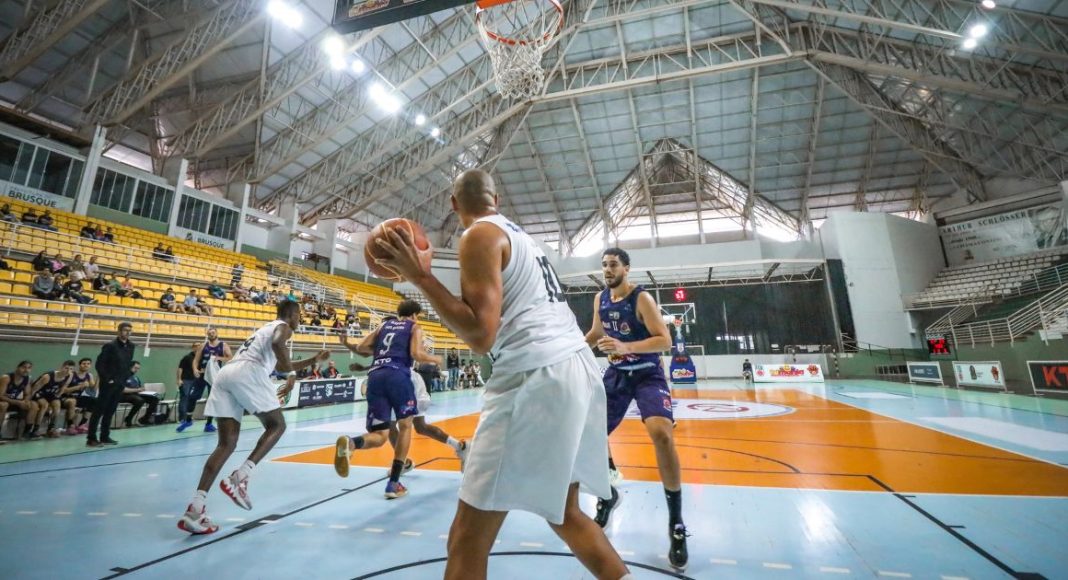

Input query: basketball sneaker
[594,486,621,528]
[220,471,252,511]
[334,436,351,478]
[204,423,217,433]
[384,480,408,499]
[668,523,689,571]
[455,439,468,472]
[176,420,192,433]
[609,466,623,486]
[178,504,219,535]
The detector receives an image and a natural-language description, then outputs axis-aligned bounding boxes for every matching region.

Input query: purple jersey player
[584,247,689,571]
[336,299,442,499]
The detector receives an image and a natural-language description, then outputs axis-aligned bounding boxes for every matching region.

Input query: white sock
[447,437,461,451]
[236,460,256,481]
[190,490,207,512]
[619,575,635,580]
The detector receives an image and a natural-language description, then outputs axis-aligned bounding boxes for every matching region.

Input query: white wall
[394,259,462,296]
[819,213,942,348]
[241,221,270,250]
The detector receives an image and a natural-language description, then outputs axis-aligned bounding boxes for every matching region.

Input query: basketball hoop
[475,0,564,100]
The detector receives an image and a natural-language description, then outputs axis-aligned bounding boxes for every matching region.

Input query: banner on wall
[907,362,944,385]
[1,180,76,211]
[1026,360,1068,395]
[753,363,825,383]
[297,377,358,408]
[939,201,1067,265]
[173,226,235,250]
[952,361,1006,390]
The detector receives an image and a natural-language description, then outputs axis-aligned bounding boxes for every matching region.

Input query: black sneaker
[101,438,119,445]
[594,486,621,528]
[22,431,42,441]
[86,438,102,447]
[668,523,689,571]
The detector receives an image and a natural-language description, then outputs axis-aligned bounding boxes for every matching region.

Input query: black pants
[121,393,158,425]
[87,383,123,441]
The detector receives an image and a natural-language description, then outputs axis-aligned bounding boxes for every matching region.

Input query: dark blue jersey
[599,286,661,370]
[32,371,68,399]
[4,373,29,399]
[199,340,226,370]
[370,318,415,373]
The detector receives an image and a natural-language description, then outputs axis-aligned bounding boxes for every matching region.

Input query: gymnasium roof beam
[84,0,266,127]
[798,76,824,232]
[854,125,878,212]
[522,123,573,257]
[616,19,658,246]
[743,65,759,229]
[0,0,114,81]
[166,28,382,160]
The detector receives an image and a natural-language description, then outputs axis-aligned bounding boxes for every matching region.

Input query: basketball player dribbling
[335,300,444,499]
[585,248,689,570]
[372,169,633,580]
[178,300,329,534]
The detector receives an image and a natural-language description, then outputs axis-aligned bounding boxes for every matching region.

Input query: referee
[86,322,135,447]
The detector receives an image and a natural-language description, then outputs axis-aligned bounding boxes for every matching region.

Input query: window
[177,195,210,232]
[91,168,135,211]
[27,148,81,198]
[131,181,173,223]
[0,135,23,182]
[208,205,238,240]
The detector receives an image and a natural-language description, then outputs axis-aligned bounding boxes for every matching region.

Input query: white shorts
[459,347,611,525]
[204,361,280,420]
[411,371,431,415]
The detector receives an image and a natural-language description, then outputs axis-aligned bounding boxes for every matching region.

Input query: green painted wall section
[933,333,1067,388]
[87,204,168,235]
[836,348,928,377]
[0,340,371,399]
[240,245,287,264]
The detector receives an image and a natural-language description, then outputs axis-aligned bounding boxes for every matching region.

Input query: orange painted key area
[275,389,1068,496]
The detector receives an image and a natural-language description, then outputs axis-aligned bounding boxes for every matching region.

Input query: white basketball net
[476,0,564,100]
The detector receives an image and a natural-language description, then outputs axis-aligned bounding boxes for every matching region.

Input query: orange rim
[475,0,564,47]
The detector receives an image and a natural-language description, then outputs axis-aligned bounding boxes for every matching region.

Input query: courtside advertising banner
[297,377,358,407]
[952,361,1005,390]
[753,363,825,383]
[1026,360,1068,395]
[907,362,944,385]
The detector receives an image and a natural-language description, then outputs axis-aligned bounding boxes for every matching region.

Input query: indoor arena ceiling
[1,0,1066,253]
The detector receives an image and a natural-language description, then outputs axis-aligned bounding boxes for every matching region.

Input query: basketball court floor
[1,379,1065,579]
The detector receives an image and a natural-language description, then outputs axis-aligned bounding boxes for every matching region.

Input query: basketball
[364,218,432,281]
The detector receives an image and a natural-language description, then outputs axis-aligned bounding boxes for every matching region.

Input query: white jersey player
[179,300,328,535]
[372,169,632,580]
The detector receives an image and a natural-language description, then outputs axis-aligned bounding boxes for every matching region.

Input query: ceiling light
[368,83,402,114]
[430,127,441,138]
[981,0,996,9]
[414,114,427,126]
[968,23,988,38]
[329,55,347,70]
[322,35,345,56]
[350,59,366,74]
[962,37,978,50]
[267,0,302,28]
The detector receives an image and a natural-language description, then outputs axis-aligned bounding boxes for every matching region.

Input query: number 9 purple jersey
[371,318,415,372]
[599,286,661,371]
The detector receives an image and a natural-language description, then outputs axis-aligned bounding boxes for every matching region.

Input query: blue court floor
[1,380,1066,579]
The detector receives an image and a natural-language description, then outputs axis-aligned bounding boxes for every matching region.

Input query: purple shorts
[365,367,417,432]
[604,365,672,434]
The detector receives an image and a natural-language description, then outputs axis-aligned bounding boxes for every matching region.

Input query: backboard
[333,0,477,35]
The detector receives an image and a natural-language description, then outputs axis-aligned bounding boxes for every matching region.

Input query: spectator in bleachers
[285,289,298,302]
[47,253,69,275]
[104,273,123,296]
[152,243,167,261]
[0,204,17,223]
[37,210,57,232]
[31,250,49,272]
[80,222,97,239]
[230,263,244,286]
[21,207,39,226]
[182,290,201,314]
[471,362,485,387]
[69,255,86,281]
[32,270,59,300]
[164,246,175,262]
[119,276,143,299]
[120,361,158,427]
[446,348,460,390]
[85,256,104,290]
[207,281,227,300]
[102,227,115,243]
[195,294,214,316]
[231,282,251,302]
[29,360,76,437]
[248,286,266,305]
[331,317,344,333]
[159,287,180,312]
[322,360,340,378]
[62,274,96,305]
[86,322,135,446]
[0,360,43,441]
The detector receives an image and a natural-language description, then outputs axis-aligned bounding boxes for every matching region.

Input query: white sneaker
[177,504,218,535]
[219,471,252,511]
[455,439,469,472]
[609,467,624,486]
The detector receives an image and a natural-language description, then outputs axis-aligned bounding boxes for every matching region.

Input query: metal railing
[905,255,1068,310]
[0,221,266,289]
[268,259,381,320]
[949,283,1068,347]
